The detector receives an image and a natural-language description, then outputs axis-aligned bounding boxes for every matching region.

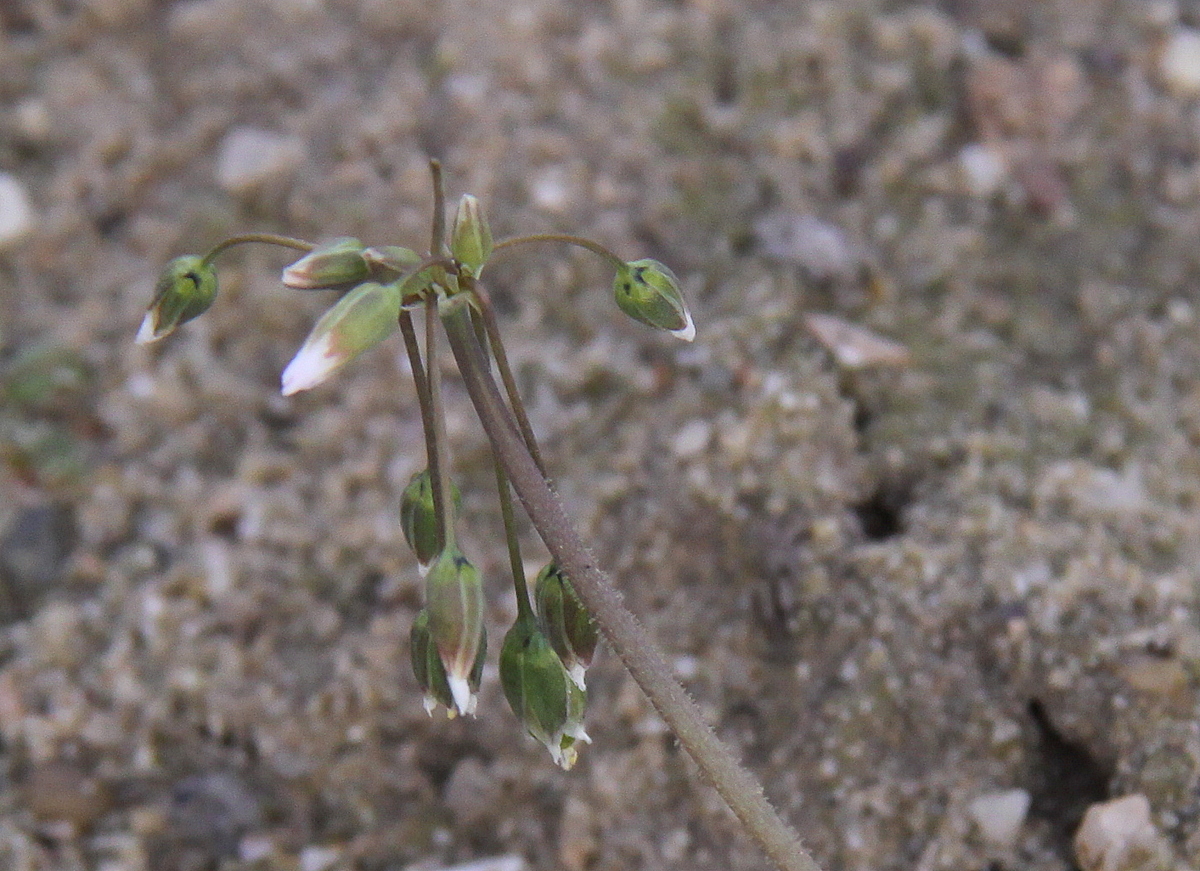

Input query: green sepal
[411,608,485,718]
[425,547,486,717]
[450,194,493,278]
[500,612,590,769]
[136,256,219,344]
[400,469,463,573]
[613,258,695,341]
[281,237,371,289]
[534,563,598,690]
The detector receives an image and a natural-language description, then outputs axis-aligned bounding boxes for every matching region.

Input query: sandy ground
[2,1,1199,869]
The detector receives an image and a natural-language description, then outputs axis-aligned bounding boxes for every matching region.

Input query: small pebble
[0,173,34,247]
[430,857,528,871]
[216,126,305,193]
[967,788,1030,848]
[958,142,1009,198]
[1074,794,1169,871]
[1159,28,1200,97]
[26,760,113,830]
[754,213,858,281]
[804,313,910,369]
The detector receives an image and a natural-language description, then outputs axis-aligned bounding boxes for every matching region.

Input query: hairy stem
[466,277,547,477]
[440,298,820,871]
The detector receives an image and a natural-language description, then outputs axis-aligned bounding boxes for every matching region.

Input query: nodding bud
[400,469,462,575]
[425,547,486,717]
[534,563,598,690]
[281,238,371,289]
[613,258,695,342]
[136,256,219,344]
[411,608,485,718]
[499,613,591,770]
[449,194,493,277]
[280,280,402,396]
[363,245,422,275]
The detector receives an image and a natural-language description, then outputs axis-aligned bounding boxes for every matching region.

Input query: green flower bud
[281,238,371,289]
[534,563,597,690]
[449,194,493,277]
[500,613,591,769]
[363,245,423,275]
[411,608,485,718]
[136,256,219,344]
[400,469,463,575]
[425,547,486,717]
[281,280,402,396]
[612,258,695,342]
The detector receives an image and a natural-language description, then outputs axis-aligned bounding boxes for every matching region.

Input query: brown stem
[465,277,547,478]
[440,297,820,871]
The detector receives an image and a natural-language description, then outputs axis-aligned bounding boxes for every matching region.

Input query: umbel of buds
[500,612,590,770]
[534,563,598,690]
[613,258,695,342]
[424,547,487,716]
[136,256,219,344]
[281,280,402,396]
[400,469,463,574]
[411,608,485,717]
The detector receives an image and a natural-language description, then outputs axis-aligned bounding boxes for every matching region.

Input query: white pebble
[298,845,341,871]
[754,213,857,281]
[1074,794,1167,871]
[216,126,305,193]
[967,789,1031,848]
[958,142,1009,198]
[429,858,528,871]
[673,419,711,459]
[0,173,34,247]
[1159,28,1200,97]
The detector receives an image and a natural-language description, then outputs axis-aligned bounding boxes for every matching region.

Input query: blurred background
[1,1,1199,869]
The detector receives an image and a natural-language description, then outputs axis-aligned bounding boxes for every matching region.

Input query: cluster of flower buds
[137,187,690,769]
[494,562,597,768]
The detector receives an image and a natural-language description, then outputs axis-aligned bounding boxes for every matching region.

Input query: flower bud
[612,258,695,342]
[449,194,493,277]
[400,469,463,575]
[425,547,486,716]
[281,280,402,396]
[363,245,422,275]
[500,613,591,769]
[136,256,219,344]
[534,563,597,690]
[281,238,371,289]
[411,608,485,718]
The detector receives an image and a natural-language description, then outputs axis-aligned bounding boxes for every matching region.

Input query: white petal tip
[281,335,336,396]
[417,560,431,578]
[567,664,587,691]
[135,313,163,345]
[422,695,438,716]
[447,675,473,716]
[670,310,696,342]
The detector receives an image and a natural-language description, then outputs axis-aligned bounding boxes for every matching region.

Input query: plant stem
[440,298,821,871]
[201,233,314,266]
[425,297,455,551]
[465,277,547,477]
[492,233,625,269]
